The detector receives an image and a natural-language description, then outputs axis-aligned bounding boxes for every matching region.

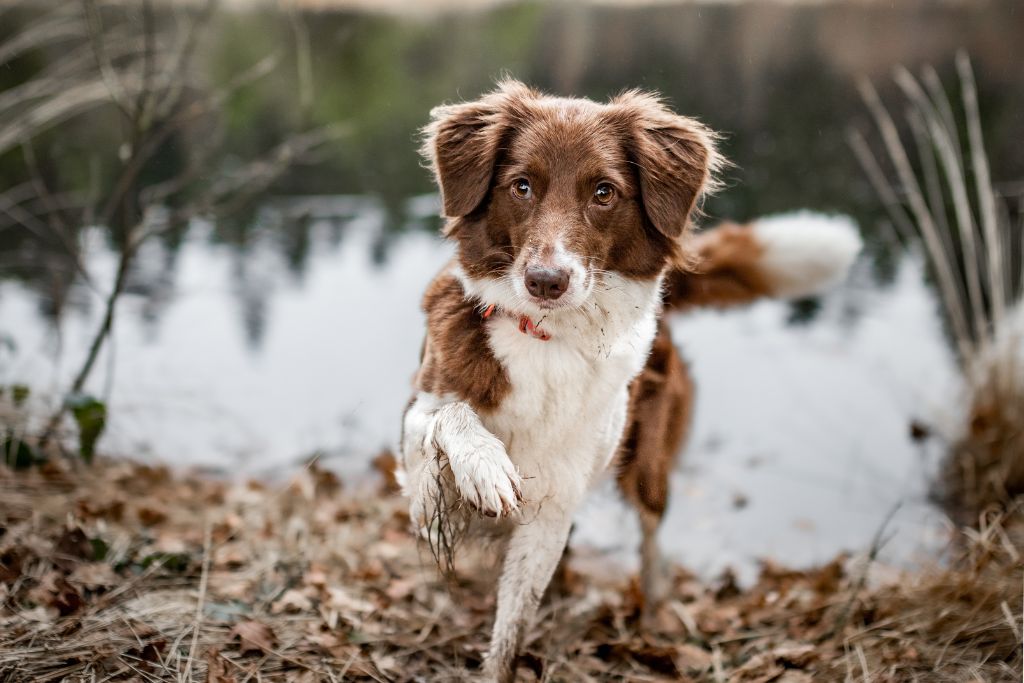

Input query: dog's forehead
[510,97,624,171]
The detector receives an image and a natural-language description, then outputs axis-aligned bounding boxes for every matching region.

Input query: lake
[2,0,1022,581]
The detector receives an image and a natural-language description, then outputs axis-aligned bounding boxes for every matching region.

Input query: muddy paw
[449,436,524,518]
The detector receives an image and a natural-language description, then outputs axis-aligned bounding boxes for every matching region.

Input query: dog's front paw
[447,433,523,518]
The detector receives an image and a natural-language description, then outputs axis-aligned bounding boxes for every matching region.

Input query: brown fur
[413,81,741,682]
[423,80,721,284]
[414,273,511,412]
[416,81,728,576]
[617,319,694,518]
[418,85,762,554]
[663,222,774,310]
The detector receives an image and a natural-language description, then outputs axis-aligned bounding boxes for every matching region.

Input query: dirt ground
[0,456,1020,682]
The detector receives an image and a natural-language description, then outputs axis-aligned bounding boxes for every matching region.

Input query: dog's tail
[665,212,862,311]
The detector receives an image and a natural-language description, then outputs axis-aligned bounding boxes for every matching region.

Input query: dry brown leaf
[18,605,57,623]
[384,576,417,601]
[773,643,817,668]
[302,566,328,589]
[76,497,125,521]
[776,672,814,683]
[28,572,82,616]
[54,526,93,561]
[325,586,375,613]
[213,543,248,569]
[68,562,119,590]
[137,505,169,526]
[371,450,401,494]
[204,648,237,682]
[229,620,277,656]
[675,643,713,673]
[271,588,313,614]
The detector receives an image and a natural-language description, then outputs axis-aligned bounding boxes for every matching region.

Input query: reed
[849,51,1024,521]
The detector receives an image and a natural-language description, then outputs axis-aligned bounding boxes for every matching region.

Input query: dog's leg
[483,500,577,683]
[617,321,693,620]
[401,393,523,524]
[638,507,669,610]
[431,401,523,517]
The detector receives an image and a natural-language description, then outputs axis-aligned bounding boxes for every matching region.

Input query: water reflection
[4,0,1018,577]
[0,204,955,578]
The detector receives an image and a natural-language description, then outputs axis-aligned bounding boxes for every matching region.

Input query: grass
[849,52,1024,522]
[1,456,1021,682]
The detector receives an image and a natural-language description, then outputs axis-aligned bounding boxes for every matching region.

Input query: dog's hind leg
[617,321,694,617]
[483,499,577,683]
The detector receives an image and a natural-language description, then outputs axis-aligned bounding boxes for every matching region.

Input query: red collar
[482,304,551,341]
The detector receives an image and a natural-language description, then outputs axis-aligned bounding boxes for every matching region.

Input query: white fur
[461,242,594,318]
[401,267,664,681]
[403,394,523,520]
[753,211,863,299]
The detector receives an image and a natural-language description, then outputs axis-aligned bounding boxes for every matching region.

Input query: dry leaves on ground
[0,457,1020,682]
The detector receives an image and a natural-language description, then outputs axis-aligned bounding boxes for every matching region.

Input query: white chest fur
[477,273,664,506]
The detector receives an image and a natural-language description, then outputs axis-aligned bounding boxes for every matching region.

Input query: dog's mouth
[530,296,571,311]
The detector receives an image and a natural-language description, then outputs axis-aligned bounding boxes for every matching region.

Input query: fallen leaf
[137,505,168,526]
[302,567,328,589]
[205,648,236,682]
[229,620,276,656]
[213,544,248,569]
[28,572,83,616]
[777,672,814,683]
[384,577,417,601]
[371,450,401,494]
[55,526,93,561]
[325,586,375,613]
[19,605,57,623]
[68,562,119,590]
[675,643,712,673]
[271,588,313,614]
[0,546,30,584]
[76,497,125,521]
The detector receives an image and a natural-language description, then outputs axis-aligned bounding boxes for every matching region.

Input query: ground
[0,456,1020,682]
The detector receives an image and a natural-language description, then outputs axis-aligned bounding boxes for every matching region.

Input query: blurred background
[1,0,1022,581]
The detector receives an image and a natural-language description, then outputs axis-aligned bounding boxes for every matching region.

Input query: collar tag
[481,304,550,341]
[518,315,551,341]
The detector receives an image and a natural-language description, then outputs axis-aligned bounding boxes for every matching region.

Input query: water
[1,201,957,581]
[4,0,1020,579]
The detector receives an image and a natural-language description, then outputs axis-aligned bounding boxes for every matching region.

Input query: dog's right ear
[422,80,537,218]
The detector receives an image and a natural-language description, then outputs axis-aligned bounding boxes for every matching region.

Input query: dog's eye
[511,178,532,200]
[594,183,615,205]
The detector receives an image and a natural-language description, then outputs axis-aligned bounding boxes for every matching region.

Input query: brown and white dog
[399,80,860,682]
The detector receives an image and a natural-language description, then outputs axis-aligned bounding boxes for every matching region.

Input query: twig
[825,503,901,641]
[181,521,211,682]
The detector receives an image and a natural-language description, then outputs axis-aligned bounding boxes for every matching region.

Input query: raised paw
[446,433,524,518]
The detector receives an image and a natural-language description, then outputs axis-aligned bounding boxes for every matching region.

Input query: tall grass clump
[848,51,1024,523]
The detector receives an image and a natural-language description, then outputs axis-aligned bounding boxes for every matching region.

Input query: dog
[399,80,861,682]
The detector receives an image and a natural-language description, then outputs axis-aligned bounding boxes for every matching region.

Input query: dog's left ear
[609,91,722,238]
[422,80,538,218]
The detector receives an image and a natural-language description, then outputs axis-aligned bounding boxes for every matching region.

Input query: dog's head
[422,80,722,315]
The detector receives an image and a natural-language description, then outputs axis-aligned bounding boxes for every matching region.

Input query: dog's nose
[524,266,569,301]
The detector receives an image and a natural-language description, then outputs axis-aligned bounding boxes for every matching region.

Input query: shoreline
[1,456,1018,681]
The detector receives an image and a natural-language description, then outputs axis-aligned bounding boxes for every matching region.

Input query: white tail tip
[752,211,863,299]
